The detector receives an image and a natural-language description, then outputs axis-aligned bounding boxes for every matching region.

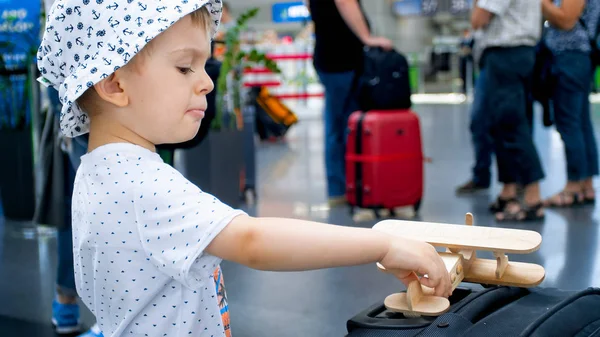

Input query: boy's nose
[194,72,214,95]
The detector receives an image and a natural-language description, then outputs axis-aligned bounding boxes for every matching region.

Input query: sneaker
[455,180,489,195]
[78,324,104,337]
[52,299,81,334]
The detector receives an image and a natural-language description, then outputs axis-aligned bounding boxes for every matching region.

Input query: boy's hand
[379,237,453,298]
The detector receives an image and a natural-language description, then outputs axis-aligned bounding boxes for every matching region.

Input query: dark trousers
[552,51,599,181]
[316,70,359,198]
[480,46,544,185]
[470,67,535,187]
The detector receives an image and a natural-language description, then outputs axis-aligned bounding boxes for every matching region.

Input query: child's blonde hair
[77,6,212,114]
[189,5,213,31]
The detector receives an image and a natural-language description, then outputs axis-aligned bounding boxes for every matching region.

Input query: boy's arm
[206,215,453,297]
[208,215,391,271]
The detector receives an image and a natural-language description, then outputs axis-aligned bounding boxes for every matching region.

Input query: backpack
[350,47,412,112]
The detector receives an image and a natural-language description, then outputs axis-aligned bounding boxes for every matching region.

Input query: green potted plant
[213,7,281,131]
[0,11,40,220]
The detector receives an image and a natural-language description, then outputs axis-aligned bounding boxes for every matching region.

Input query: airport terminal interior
[3,0,600,336]
[4,101,600,336]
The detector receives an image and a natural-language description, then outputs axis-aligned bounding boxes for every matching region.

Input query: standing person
[40,1,103,335]
[471,0,546,221]
[455,67,495,195]
[459,29,474,95]
[307,0,393,206]
[542,0,600,207]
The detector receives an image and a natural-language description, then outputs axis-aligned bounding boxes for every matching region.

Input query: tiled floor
[2,100,600,336]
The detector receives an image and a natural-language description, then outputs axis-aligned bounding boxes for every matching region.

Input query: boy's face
[117,14,214,145]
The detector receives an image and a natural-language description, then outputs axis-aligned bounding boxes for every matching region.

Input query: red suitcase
[346,110,423,216]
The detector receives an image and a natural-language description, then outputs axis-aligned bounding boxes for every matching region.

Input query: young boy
[37,1,452,336]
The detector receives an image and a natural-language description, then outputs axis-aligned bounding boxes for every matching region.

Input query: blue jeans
[481,46,544,185]
[50,89,89,297]
[552,51,599,181]
[316,70,359,198]
[470,68,493,187]
[56,155,77,297]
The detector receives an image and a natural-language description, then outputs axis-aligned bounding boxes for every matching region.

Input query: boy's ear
[93,71,129,108]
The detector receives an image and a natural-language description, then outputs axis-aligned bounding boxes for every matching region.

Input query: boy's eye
[177,67,195,75]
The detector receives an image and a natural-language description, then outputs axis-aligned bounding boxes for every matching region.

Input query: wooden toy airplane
[373,213,545,317]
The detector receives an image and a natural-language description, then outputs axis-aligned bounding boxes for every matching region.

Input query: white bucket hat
[37,0,223,138]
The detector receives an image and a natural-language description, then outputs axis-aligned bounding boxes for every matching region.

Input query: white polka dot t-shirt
[71,143,245,337]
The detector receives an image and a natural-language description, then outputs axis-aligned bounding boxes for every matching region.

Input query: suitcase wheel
[413,199,422,214]
[388,208,397,218]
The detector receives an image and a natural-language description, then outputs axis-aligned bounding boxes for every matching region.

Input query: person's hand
[364,36,394,50]
[379,237,453,298]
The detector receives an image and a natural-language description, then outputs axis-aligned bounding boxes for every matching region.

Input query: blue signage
[0,0,40,69]
[393,0,423,16]
[0,0,40,128]
[272,2,310,23]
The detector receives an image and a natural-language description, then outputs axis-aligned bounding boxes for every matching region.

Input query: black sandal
[582,188,596,205]
[544,191,584,208]
[495,201,545,222]
[489,196,518,213]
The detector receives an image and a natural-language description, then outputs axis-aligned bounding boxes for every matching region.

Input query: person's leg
[52,144,81,334]
[545,52,592,206]
[316,70,356,204]
[57,154,76,296]
[526,88,534,135]
[471,68,493,186]
[457,68,494,194]
[47,87,81,334]
[483,47,545,221]
[576,56,598,202]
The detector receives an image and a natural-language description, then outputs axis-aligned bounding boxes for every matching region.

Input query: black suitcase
[355,47,412,112]
[347,285,600,337]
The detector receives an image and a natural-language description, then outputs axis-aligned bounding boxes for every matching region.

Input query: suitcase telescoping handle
[354,112,366,208]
